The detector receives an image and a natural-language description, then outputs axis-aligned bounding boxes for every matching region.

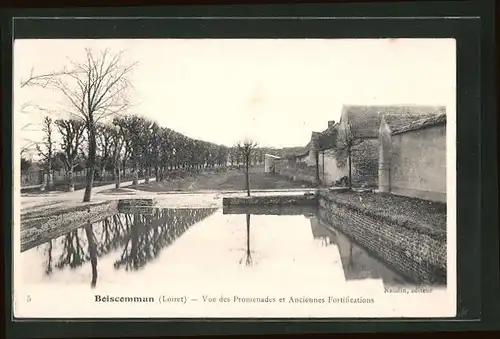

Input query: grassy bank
[130,168,315,192]
[320,191,447,240]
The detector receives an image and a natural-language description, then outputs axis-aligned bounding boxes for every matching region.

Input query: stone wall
[317,193,446,285]
[275,159,318,185]
[21,200,119,252]
[223,194,317,207]
[390,124,446,202]
[275,138,379,188]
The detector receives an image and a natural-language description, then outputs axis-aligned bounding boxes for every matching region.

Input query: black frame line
[2,1,496,337]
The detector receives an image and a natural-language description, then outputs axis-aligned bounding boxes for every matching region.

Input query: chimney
[328,120,336,128]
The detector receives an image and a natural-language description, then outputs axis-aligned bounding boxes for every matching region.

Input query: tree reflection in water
[43,240,53,275]
[239,214,254,267]
[39,208,217,287]
[84,222,98,288]
[114,208,217,271]
[55,229,86,269]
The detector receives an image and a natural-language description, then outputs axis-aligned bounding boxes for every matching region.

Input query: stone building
[264,154,281,174]
[337,104,446,187]
[378,113,447,202]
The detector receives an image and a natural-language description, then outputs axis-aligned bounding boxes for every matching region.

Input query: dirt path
[20,178,156,213]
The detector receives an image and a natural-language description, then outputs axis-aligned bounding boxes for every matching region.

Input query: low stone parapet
[222,194,317,207]
[317,192,446,285]
[21,200,119,252]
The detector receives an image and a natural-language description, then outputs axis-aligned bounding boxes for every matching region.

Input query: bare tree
[19,66,78,157]
[54,119,86,191]
[236,139,258,196]
[28,48,137,201]
[36,116,56,190]
[335,120,365,189]
[20,65,75,89]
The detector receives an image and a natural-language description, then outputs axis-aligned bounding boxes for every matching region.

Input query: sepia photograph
[12,37,456,318]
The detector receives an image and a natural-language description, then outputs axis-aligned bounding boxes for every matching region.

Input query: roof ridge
[392,113,447,135]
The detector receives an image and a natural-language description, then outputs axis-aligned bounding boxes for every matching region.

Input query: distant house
[379,113,447,202]
[337,104,446,187]
[315,121,347,185]
[264,154,281,173]
[276,120,347,186]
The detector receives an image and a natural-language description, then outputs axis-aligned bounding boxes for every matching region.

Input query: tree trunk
[132,154,139,188]
[115,163,121,189]
[83,124,96,202]
[67,169,75,192]
[315,151,320,186]
[99,166,105,181]
[40,173,47,192]
[159,167,164,182]
[322,151,325,184]
[47,168,54,189]
[145,166,150,184]
[348,147,352,190]
[245,153,250,197]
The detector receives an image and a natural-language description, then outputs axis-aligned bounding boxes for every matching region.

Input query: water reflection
[309,217,410,286]
[43,240,53,275]
[25,208,421,290]
[226,207,413,286]
[113,209,216,271]
[33,208,217,288]
[84,223,98,288]
[239,214,253,267]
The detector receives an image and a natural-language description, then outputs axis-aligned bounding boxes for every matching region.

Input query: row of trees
[29,113,273,193]
[20,47,275,201]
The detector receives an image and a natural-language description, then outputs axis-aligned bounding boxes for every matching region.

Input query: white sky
[14,38,456,154]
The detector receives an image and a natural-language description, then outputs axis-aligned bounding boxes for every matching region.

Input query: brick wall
[390,124,446,202]
[318,194,447,285]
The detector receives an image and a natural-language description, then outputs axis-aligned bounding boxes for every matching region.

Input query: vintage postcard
[12,38,456,318]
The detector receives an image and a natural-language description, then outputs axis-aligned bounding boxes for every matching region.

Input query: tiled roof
[317,123,339,151]
[342,105,446,138]
[283,122,340,158]
[392,113,447,135]
[383,113,440,132]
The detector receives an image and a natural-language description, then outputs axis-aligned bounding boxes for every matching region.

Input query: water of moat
[21,206,417,290]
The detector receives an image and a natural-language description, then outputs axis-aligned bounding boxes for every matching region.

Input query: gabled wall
[389,124,446,202]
